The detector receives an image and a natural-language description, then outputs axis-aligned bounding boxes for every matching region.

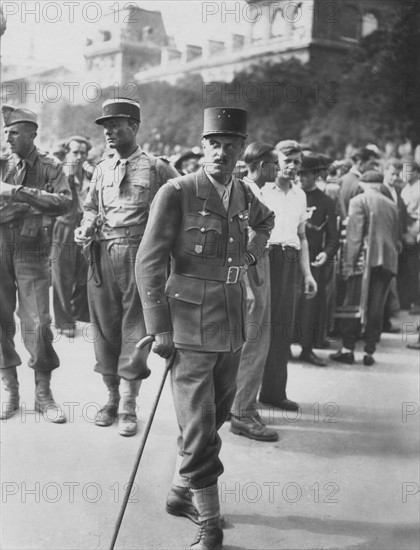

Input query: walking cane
[109,335,176,550]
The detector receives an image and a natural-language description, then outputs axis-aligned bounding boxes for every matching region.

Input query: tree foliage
[302,10,420,151]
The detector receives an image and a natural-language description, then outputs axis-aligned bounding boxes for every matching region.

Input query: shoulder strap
[238,178,253,210]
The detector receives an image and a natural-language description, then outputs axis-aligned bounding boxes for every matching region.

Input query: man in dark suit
[136,108,274,549]
[331,171,399,366]
[338,148,380,218]
[297,154,339,365]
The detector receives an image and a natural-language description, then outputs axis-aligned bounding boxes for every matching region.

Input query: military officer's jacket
[0,147,71,226]
[136,168,275,353]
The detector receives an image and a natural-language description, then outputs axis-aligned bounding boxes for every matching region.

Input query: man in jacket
[337,147,380,218]
[331,171,399,365]
[0,105,72,423]
[52,135,92,336]
[74,98,179,436]
[136,108,274,549]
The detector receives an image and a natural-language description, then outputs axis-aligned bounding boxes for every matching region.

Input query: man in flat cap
[296,154,339,365]
[136,107,274,549]
[331,171,399,365]
[259,139,317,410]
[75,98,179,437]
[0,104,72,423]
[52,135,92,336]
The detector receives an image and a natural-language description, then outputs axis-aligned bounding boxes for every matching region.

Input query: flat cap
[359,170,384,184]
[202,107,247,139]
[95,98,141,125]
[1,104,38,128]
[276,139,301,156]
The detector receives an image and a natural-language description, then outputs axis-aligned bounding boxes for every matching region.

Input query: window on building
[362,13,378,36]
[271,9,287,37]
[339,6,359,40]
[252,17,266,42]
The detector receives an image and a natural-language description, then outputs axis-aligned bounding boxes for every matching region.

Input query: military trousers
[87,238,148,380]
[171,348,241,489]
[0,223,59,372]
[230,251,271,419]
[259,246,300,405]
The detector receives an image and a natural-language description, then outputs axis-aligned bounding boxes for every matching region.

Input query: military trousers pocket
[166,274,205,346]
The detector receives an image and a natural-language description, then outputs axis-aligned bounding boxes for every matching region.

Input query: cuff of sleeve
[143,303,173,335]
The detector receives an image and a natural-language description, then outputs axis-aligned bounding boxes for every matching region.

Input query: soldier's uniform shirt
[83,146,178,231]
[80,146,179,379]
[136,168,274,487]
[0,147,71,371]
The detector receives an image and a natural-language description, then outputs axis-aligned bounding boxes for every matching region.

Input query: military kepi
[95,98,141,125]
[1,104,38,128]
[202,107,247,139]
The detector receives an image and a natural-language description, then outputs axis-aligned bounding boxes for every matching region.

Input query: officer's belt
[172,263,247,284]
[98,224,145,240]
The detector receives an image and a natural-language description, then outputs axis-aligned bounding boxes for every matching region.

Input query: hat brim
[202,131,247,139]
[95,114,140,125]
[4,119,38,128]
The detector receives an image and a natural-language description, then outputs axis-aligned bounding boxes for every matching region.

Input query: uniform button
[229,237,234,243]
[230,218,233,222]
[175,293,180,298]
[227,257,232,263]
[201,227,205,233]
[157,300,160,304]
[147,291,151,295]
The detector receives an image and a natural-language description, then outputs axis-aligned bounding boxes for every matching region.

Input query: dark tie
[14,159,26,186]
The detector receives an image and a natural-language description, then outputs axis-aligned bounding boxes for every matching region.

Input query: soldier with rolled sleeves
[136,108,274,549]
[0,105,72,423]
[74,98,179,437]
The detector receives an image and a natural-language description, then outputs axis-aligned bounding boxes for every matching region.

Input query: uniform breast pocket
[120,181,150,205]
[184,215,222,259]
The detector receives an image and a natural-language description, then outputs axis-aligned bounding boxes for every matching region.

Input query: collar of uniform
[109,145,143,169]
[12,146,38,168]
[197,168,228,218]
[203,166,232,199]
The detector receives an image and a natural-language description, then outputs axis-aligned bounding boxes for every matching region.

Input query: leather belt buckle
[226,266,240,284]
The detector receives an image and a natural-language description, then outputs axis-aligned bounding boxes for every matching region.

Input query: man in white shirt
[259,140,317,411]
[230,142,279,441]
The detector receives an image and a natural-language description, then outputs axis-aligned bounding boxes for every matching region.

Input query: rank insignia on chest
[238,210,249,220]
[198,210,210,217]
[195,244,203,254]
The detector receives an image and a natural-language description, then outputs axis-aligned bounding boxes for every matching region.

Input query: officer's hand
[153,333,174,359]
[74,225,93,245]
[304,274,317,299]
[311,251,327,267]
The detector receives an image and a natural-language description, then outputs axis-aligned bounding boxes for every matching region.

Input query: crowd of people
[1,99,419,550]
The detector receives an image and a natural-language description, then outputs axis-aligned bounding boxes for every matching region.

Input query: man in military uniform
[296,154,339,365]
[74,98,179,437]
[136,108,274,549]
[0,105,72,423]
[52,135,92,336]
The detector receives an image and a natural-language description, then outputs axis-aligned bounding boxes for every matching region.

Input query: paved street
[1,311,419,550]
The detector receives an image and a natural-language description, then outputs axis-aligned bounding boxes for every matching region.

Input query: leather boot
[118,378,141,437]
[95,375,120,427]
[34,371,66,424]
[190,485,223,549]
[166,486,200,524]
[0,367,20,420]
